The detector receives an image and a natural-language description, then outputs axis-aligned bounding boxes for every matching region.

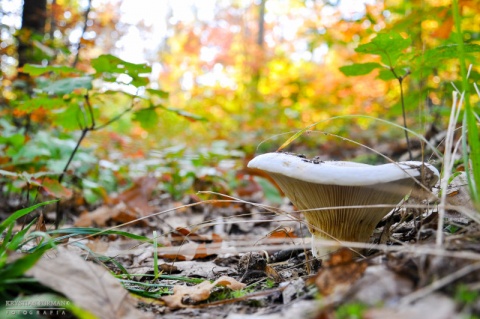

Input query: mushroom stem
[270,173,415,257]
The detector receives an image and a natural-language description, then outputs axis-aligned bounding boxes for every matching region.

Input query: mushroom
[247,152,439,257]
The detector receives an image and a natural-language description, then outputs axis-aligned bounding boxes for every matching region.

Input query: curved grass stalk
[266,114,442,160]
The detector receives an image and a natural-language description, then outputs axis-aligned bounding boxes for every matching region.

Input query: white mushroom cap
[247,152,436,186]
[247,152,440,258]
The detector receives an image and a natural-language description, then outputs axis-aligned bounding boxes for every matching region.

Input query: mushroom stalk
[248,152,439,258]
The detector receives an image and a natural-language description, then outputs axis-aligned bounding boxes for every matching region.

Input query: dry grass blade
[399,261,480,305]
[437,91,464,247]
[273,115,442,160]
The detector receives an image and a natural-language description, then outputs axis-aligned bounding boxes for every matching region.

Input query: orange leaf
[39,178,73,199]
[314,248,368,296]
[161,276,246,309]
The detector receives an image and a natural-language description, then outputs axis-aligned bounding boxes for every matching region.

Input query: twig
[399,261,480,305]
[391,67,413,160]
[72,0,92,68]
[54,93,137,227]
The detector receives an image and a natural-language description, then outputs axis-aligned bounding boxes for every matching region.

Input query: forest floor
[17,168,480,319]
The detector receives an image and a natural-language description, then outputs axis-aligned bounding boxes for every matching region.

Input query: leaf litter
[17,155,480,318]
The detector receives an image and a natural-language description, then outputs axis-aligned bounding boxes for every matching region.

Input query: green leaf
[0,249,46,283]
[0,133,25,148]
[47,227,153,243]
[92,54,151,87]
[377,68,397,80]
[53,105,83,131]
[6,218,37,250]
[133,108,159,130]
[18,96,66,111]
[355,32,411,66]
[10,143,52,163]
[22,64,80,76]
[39,76,92,95]
[39,178,73,199]
[161,106,208,122]
[423,44,480,64]
[147,88,169,99]
[0,169,18,178]
[339,62,381,76]
[0,201,57,234]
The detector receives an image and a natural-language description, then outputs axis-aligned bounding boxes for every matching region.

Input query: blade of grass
[115,273,205,284]
[67,241,131,277]
[47,227,153,243]
[153,230,159,280]
[0,200,57,234]
[119,279,173,289]
[274,115,442,159]
[0,249,46,285]
[6,218,37,250]
[452,0,480,204]
[437,91,463,246]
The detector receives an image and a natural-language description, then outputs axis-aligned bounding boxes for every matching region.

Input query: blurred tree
[18,0,47,68]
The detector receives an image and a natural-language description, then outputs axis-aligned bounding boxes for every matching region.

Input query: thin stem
[72,0,92,68]
[390,66,413,160]
[95,94,137,130]
[85,94,95,128]
[94,107,133,130]
[58,129,89,184]
[55,93,137,227]
[452,0,480,203]
[399,76,413,160]
[55,127,88,228]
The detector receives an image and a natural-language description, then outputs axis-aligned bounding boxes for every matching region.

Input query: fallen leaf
[158,240,221,261]
[37,177,73,199]
[115,176,157,216]
[85,238,110,254]
[161,276,246,309]
[75,202,126,227]
[314,248,368,296]
[431,14,453,39]
[172,227,213,244]
[35,213,47,245]
[267,227,297,239]
[26,247,151,319]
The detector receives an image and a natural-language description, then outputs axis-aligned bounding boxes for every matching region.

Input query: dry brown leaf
[172,227,211,243]
[26,247,151,319]
[267,227,297,239]
[115,176,157,215]
[161,276,246,309]
[85,238,110,254]
[75,176,158,227]
[432,19,453,40]
[315,248,368,296]
[74,202,126,227]
[35,212,47,245]
[158,241,222,261]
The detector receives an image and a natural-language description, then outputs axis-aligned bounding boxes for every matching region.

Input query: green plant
[208,285,255,302]
[340,32,414,159]
[264,278,276,289]
[0,53,209,226]
[455,284,479,305]
[335,302,368,319]
[452,0,480,206]
[0,201,57,298]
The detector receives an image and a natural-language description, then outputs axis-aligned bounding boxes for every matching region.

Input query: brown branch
[72,0,92,67]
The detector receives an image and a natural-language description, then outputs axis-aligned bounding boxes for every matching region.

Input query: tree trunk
[18,0,47,67]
